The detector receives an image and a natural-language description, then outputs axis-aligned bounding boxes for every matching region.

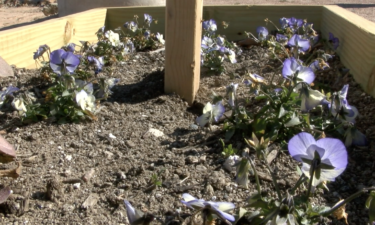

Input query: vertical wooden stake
[165,0,203,104]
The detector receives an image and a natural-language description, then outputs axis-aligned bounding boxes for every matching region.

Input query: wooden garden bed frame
[0,3,374,104]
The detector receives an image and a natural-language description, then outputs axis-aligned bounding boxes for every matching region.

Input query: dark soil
[0,45,374,225]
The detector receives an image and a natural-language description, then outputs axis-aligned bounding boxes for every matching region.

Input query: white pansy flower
[75,90,96,112]
[12,98,27,115]
[105,30,121,47]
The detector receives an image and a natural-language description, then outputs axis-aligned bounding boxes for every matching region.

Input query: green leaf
[225,128,235,142]
[238,207,248,219]
[278,105,286,118]
[62,90,71,97]
[285,113,301,127]
[236,158,251,188]
[368,197,375,223]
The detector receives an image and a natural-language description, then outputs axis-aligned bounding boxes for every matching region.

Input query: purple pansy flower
[256,26,268,41]
[124,21,138,32]
[226,83,238,108]
[216,36,225,46]
[299,85,329,112]
[276,33,288,44]
[282,57,315,84]
[124,200,155,225]
[279,17,290,29]
[329,32,339,50]
[50,49,80,75]
[244,79,252,86]
[202,19,217,33]
[288,132,348,187]
[288,17,304,29]
[249,73,265,84]
[201,36,214,49]
[196,101,225,127]
[181,193,235,222]
[33,44,49,60]
[144,14,152,26]
[144,30,151,39]
[0,85,19,102]
[66,43,75,52]
[87,56,104,74]
[329,84,358,123]
[288,34,310,53]
[309,59,329,72]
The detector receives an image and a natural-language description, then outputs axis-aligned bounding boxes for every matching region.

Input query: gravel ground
[0,43,374,224]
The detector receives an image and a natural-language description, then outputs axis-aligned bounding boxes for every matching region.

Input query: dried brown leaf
[0,162,22,179]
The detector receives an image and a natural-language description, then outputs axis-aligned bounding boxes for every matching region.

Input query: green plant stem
[289,174,308,195]
[306,163,316,199]
[261,151,282,201]
[317,186,375,217]
[304,51,317,65]
[247,156,262,195]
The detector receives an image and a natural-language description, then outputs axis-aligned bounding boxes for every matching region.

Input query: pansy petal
[212,201,235,212]
[196,112,211,127]
[124,200,138,224]
[212,102,225,122]
[297,66,315,84]
[208,203,235,222]
[182,193,197,202]
[282,58,293,78]
[297,38,310,52]
[316,138,347,169]
[288,132,316,162]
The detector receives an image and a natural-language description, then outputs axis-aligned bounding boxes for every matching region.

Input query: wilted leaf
[0,162,22,179]
[0,186,12,204]
[0,135,16,163]
[332,199,348,225]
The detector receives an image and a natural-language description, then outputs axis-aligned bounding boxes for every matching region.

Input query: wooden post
[164,0,203,104]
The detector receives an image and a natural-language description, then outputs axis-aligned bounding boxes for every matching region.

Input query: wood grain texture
[164,0,203,104]
[2,5,375,98]
[0,8,106,69]
[321,5,375,97]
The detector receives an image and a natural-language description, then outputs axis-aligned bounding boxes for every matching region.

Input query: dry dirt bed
[0,45,374,224]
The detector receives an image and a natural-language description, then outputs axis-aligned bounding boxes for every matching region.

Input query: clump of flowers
[200,19,242,75]
[193,16,373,224]
[122,14,165,51]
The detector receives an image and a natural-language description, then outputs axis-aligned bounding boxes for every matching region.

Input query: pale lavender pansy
[50,49,80,75]
[226,83,238,107]
[299,85,329,112]
[181,193,235,222]
[288,34,310,52]
[144,14,152,26]
[282,57,315,84]
[124,200,155,225]
[276,33,288,44]
[256,26,268,41]
[329,84,358,123]
[196,102,225,127]
[87,56,104,74]
[202,19,217,33]
[329,32,339,50]
[33,44,49,60]
[288,132,348,187]
[124,21,138,32]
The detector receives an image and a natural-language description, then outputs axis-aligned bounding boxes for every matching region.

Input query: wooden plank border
[1,5,374,99]
[0,8,107,69]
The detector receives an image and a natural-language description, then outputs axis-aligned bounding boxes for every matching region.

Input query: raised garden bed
[0,4,374,225]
